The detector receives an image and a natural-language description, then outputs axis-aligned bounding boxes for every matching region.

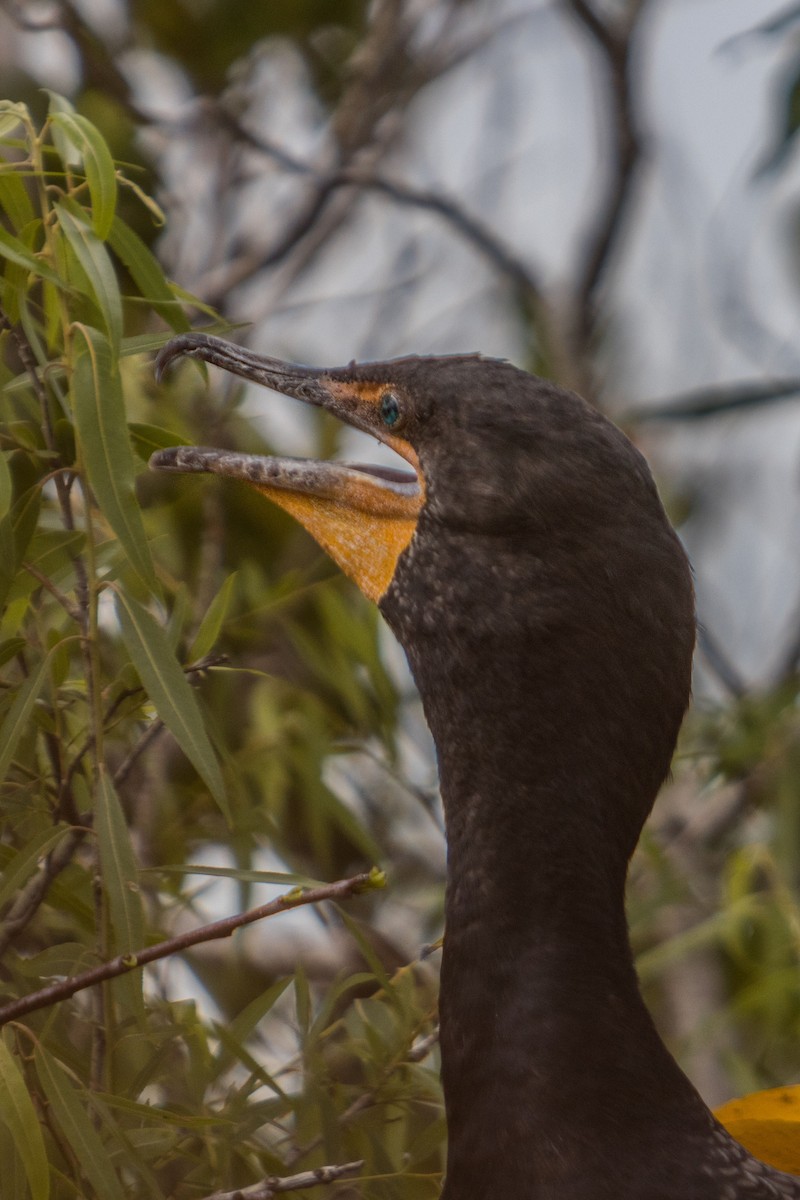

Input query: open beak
[150,333,424,602]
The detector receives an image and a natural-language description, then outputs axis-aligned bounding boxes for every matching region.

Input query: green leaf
[108,217,190,332]
[50,110,117,240]
[0,638,26,668]
[188,573,238,661]
[0,1037,49,1200]
[70,324,157,593]
[56,203,122,353]
[0,453,14,611]
[95,766,144,955]
[0,172,35,232]
[11,486,41,565]
[0,645,60,784]
[128,421,189,463]
[214,977,292,1074]
[0,101,29,139]
[0,226,62,287]
[34,1045,126,1200]
[0,826,71,911]
[115,591,228,817]
[13,942,94,978]
[0,452,11,516]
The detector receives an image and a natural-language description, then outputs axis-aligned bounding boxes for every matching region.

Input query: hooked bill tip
[155,333,214,383]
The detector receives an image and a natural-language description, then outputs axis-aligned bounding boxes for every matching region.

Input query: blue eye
[380,392,401,427]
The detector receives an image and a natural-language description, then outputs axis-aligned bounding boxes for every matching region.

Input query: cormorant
[151,333,800,1200]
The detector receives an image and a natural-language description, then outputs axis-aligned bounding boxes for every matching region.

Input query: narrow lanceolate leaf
[0,826,70,911]
[34,1045,126,1200]
[0,646,59,784]
[115,592,228,817]
[50,110,117,240]
[56,203,122,353]
[188,572,238,661]
[0,172,35,232]
[0,454,13,612]
[71,324,158,594]
[95,766,144,954]
[108,217,190,332]
[0,1038,49,1200]
[0,453,12,516]
[0,101,29,139]
[0,226,62,286]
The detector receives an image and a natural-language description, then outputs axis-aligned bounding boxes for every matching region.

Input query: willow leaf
[56,204,122,352]
[0,171,35,232]
[34,1045,126,1200]
[115,591,228,817]
[0,826,70,911]
[96,766,144,956]
[50,110,117,240]
[0,1038,49,1200]
[108,217,190,332]
[188,572,238,662]
[71,324,157,594]
[0,645,59,783]
[0,226,62,286]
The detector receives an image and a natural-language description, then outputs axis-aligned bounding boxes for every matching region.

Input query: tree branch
[0,872,380,1026]
[564,0,649,358]
[0,827,89,959]
[200,1159,364,1200]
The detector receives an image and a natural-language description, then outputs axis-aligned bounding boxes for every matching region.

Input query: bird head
[151,333,668,607]
[151,332,696,852]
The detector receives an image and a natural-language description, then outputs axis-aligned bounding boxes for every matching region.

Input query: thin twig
[408,1026,439,1062]
[112,717,165,788]
[0,872,377,1026]
[200,1159,364,1200]
[23,561,82,622]
[7,323,72,523]
[696,624,747,699]
[0,827,89,959]
[64,653,227,794]
[564,0,649,357]
[623,378,800,424]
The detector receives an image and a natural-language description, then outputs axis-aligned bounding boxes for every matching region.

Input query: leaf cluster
[0,99,442,1199]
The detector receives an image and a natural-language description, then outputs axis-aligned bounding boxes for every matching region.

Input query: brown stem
[564,0,649,362]
[0,827,89,959]
[0,873,377,1026]
[199,1159,365,1200]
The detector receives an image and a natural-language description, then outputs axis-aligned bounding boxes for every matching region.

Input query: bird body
[152,336,800,1199]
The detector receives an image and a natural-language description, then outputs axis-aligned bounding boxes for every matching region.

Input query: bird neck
[381,522,709,1197]
[432,734,713,1200]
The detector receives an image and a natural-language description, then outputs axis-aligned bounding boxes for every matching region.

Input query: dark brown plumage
[152,334,800,1199]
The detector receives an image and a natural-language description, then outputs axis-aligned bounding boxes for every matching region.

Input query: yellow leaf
[715,1085,800,1175]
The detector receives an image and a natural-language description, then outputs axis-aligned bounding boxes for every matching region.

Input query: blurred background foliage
[2,0,800,1197]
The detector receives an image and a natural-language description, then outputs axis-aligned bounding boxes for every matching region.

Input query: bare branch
[0,872,379,1026]
[696,625,747,699]
[112,717,165,788]
[0,827,89,959]
[564,0,649,357]
[22,561,82,623]
[623,378,800,423]
[198,134,559,366]
[200,1160,364,1200]
[408,1026,439,1062]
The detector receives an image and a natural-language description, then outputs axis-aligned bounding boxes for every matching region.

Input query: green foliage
[1,54,799,1199]
[0,100,441,1198]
